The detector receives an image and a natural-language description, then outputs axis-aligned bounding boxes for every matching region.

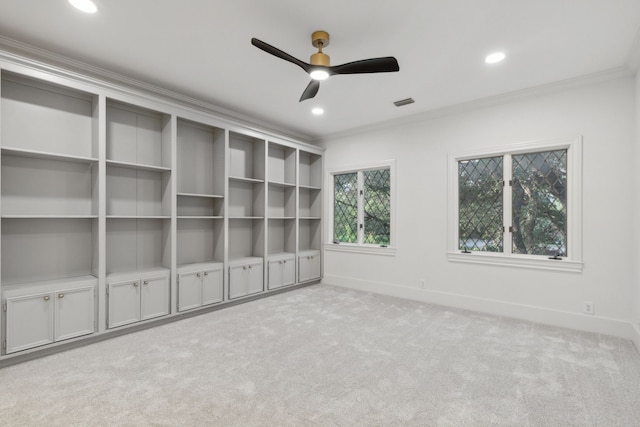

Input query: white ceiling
[0,0,639,142]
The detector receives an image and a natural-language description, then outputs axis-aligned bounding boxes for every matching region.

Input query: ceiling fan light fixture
[68,0,98,13]
[310,69,329,81]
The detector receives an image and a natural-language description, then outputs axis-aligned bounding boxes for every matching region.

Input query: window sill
[325,243,396,256]
[447,251,583,273]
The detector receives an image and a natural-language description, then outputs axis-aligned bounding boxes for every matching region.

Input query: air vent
[393,98,415,107]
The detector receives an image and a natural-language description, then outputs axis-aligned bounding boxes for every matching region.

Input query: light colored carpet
[1,284,639,426]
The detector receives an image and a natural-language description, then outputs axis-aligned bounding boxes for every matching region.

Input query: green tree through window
[333,167,391,246]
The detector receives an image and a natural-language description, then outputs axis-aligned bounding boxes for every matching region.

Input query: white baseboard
[322,274,640,351]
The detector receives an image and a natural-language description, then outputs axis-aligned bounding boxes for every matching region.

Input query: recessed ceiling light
[69,0,98,14]
[311,107,324,116]
[485,51,506,64]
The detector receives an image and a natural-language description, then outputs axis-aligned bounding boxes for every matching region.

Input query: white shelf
[2,215,98,219]
[268,180,296,188]
[298,184,322,191]
[1,147,98,164]
[229,176,264,184]
[177,193,224,199]
[228,256,263,266]
[177,216,224,219]
[268,216,296,220]
[106,159,171,172]
[106,267,170,283]
[228,216,264,219]
[107,216,171,219]
[2,275,98,294]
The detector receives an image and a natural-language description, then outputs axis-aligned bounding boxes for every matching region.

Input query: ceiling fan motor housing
[311,31,330,66]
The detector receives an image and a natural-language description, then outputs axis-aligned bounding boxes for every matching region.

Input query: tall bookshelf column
[227,132,266,299]
[297,150,323,283]
[176,119,225,312]
[0,72,99,354]
[104,99,172,329]
[266,142,297,290]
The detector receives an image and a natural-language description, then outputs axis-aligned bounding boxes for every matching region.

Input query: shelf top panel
[229,176,265,184]
[107,215,171,219]
[1,275,98,295]
[1,215,98,219]
[106,267,170,282]
[299,184,322,191]
[228,216,265,220]
[299,217,322,220]
[177,193,224,199]
[268,217,296,220]
[268,180,296,188]
[177,216,224,219]
[1,147,98,164]
[106,159,171,172]
[228,256,264,266]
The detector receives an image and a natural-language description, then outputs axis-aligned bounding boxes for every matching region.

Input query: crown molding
[0,35,314,145]
[316,67,633,144]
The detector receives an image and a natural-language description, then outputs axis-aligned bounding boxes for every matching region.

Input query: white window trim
[325,159,396,256]
[447,136,583,272]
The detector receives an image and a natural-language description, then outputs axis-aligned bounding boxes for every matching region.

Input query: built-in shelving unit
[0,54,323,363]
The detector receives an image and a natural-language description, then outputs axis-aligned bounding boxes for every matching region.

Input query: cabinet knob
[204,272,208,276]
[44,295,50,301]
[133,282,139,287]
[58,293,64,299]
[143,281,149,285]
[243,266,248,270]
[197,273,201,277]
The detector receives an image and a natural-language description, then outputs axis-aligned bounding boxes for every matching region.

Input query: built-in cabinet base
[2,276,96,354]
[177,262,224,311]
[106,268,170,329]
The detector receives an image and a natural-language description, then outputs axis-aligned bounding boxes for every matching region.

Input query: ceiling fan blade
[330,57,399,75]
[251,38,311,73]
[299,80,320,102]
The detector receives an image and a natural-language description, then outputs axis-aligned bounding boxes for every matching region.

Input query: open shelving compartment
[266,142,297,289]
[1,71,100,287]
[105,99,172,278]
[176,119,225,307]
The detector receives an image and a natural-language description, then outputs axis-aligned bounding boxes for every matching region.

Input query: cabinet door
[282,258,295,286]
[141,276,170,321]
[229,265,248,299]
[201,269,223,306]
[55,286,94,342]
[178,271,201,312]
[108,280,141,328]
[247,262,263,295]
[268,260,284,290]
[299,255,321,282]
[5,292,54,354]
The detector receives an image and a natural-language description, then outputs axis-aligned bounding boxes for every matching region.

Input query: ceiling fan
[251,31,400,102]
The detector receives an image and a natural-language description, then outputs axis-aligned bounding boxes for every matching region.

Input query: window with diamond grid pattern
[332,166,392,246]
[512,149,567,256]
[364,169,391,245]
[333,172,358,243]
[458,156,504,252]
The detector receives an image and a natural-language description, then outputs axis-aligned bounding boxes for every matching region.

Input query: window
[449,137,582,272]
[328,161,395,254]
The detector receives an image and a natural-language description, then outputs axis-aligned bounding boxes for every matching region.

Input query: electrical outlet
[583,301,594,315]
